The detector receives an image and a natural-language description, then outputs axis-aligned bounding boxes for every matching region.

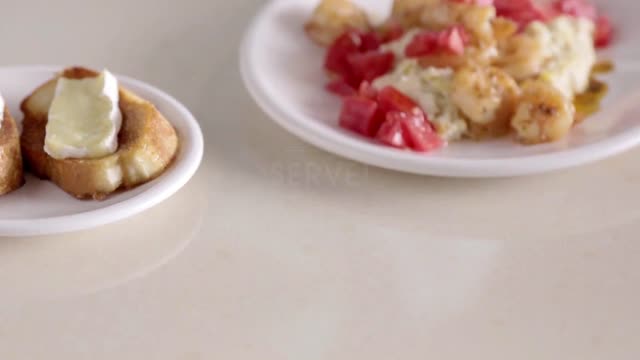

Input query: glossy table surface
[0,0,638,358]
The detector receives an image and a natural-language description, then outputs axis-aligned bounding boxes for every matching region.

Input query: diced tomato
[399,112,444,152]
[439,26,467,55]
[405,26,469,58]
[494,0,553,29]
[494,0,543,14]
[376,111,443,152]
[326,32,446,153]
[358,81,378,100]
[347,51,395,83]
[326,79,357,97]
[405,31,439,58]
[339,96,385,136]
[324,31,396,91]
[376,112,408,149]
[552,0,597,20]
[377,86,421,114]
[324,31,362,77]
[356,82,386,133]
[325,30,386,76]
[594,15,614,48]
[339,86,442,152]
[450,0,494,6]
[360,31,383,51]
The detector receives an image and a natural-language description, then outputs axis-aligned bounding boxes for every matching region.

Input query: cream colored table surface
[0,0,639,358]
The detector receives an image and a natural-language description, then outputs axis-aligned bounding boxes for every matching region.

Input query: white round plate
[0,66,203,237]
[241,0,640,178]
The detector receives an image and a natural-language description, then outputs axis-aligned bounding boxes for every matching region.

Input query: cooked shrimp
[416,1,496,45]
[494,22,552,81]
[452,65,520,138]
[392,0,441,28]
[457,4,496,46]
[511,80,576,144]
[491,17,518,42]
[305,0,370,47]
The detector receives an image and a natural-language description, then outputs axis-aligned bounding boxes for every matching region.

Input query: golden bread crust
[0,107,24,195]
[21,67,179,200]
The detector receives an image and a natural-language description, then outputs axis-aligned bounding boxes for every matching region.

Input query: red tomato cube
[347,51,395,83]
[339,96,384,136]
[405,31,439,58]
[325,79,357,97]
[438,27,467,55]
[552,0,597,20]
[376,112,408,149]
[399,112,444,152]
[450,0,494,7]
[495,0,552,29]
[324,31,361,78]
[377,86,421,114]
[360,31,383,52]
[325,31,395,89]
[594,14,614,48]
[405,27,468,57]
[358,81,379,100]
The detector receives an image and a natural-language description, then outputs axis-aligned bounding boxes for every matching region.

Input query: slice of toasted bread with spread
[21,67,179,200]
[0,106,24,195]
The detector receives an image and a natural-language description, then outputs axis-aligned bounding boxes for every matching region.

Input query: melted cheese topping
[45,70,122,160]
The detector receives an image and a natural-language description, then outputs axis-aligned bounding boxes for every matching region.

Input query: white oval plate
[241,0,640,178]
[0,66,203,237]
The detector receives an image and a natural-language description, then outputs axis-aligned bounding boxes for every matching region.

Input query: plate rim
[0,65,204,237]
[240,0,640,178]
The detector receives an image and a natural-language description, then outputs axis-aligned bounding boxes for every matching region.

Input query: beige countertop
[0,0,639,358]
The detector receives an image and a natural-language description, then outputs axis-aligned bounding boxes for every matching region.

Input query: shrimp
[452,65,520,138]
[305,0,370,47]
[511,80,576,144]
[494,22,552,81]
[392,0,441,28]
[492,17,518,43]
[414,1,496,45]
[457,3,496,46]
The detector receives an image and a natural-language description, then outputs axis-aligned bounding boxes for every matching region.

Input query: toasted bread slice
[0,107,24,195]
[21,67,178,200]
